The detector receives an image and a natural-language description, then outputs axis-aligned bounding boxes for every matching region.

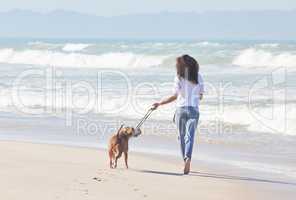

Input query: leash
[136,108,154,129]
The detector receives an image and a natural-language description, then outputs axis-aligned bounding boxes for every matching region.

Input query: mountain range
[1,10,295,40]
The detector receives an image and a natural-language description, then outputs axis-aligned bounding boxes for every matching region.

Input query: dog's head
[133,128,142,137]
[120,127,135,138]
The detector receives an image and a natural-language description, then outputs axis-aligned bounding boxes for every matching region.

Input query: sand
[0,141,295,200]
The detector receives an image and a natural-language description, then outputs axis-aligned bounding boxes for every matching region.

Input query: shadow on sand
[133,169,296,186]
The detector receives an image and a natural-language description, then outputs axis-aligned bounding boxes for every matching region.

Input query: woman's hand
[151,102,160,110]
[151,95,177,110]
[200,93,203,100]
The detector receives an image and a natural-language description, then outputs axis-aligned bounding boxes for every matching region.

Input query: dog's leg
[109,159,113,169]
[124,152,128,169]
[114,152,122,168]
[108,149,114,169]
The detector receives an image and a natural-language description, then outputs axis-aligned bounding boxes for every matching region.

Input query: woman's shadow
[133,169,296,186]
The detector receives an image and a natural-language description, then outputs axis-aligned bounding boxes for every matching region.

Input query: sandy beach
[1,141,295,200]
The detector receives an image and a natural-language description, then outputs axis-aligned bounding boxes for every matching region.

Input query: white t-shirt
[173,73,204,110]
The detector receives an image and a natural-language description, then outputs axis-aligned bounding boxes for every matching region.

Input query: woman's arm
[152,94,177,110]
[198,73,205,100]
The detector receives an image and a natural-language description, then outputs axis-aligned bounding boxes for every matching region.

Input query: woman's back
[173,73,204,110]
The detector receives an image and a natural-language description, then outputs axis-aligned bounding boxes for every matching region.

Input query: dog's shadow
[133,169,296,186]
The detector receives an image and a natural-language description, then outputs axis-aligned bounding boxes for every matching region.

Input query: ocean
[0,38,295,177]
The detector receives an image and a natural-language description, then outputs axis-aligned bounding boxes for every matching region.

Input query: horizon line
[1,8,296,17]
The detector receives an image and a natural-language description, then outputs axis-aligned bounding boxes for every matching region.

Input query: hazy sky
[1,0,295,16]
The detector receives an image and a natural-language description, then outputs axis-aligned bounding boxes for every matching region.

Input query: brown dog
[108,125,136,169]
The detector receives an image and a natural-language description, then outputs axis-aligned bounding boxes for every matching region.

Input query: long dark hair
[176,55,199,84]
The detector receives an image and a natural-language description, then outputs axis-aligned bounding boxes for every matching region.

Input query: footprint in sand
[132,187,148,198]
[93,177,103,182]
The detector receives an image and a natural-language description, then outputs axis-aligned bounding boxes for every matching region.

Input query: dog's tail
[116,124,124,138]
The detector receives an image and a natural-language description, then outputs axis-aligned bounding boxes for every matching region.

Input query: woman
[152,55,204,174]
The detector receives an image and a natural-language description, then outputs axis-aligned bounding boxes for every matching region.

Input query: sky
[0,0,295,16]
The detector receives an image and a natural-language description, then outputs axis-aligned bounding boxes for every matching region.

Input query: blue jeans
[175,106,199,161]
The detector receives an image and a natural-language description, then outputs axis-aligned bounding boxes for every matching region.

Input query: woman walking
[152,55,204,174]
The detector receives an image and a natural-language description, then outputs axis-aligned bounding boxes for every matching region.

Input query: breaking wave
[62,43,92,52]
[0,48,169,68]
[257,43,279,48]
[190,41,222,47]
[233,48,296,68]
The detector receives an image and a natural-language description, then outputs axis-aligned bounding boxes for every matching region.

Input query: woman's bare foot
[184,158,191,175]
